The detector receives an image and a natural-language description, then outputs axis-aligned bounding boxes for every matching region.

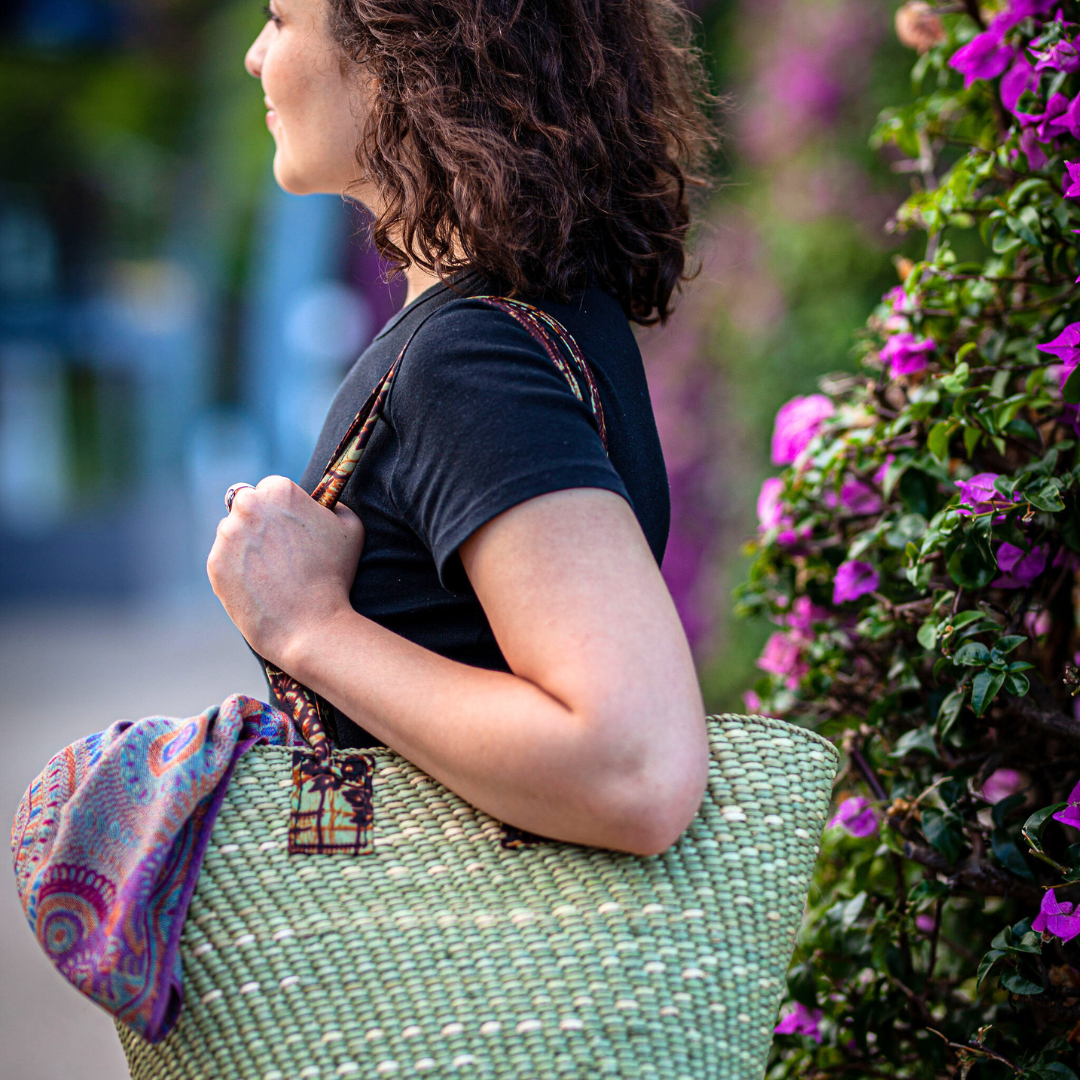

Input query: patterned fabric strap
[473,298,608,451]
[313,296,605,515]
[271,296,607,853]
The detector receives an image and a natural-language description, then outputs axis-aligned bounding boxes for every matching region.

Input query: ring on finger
[224,482,255,514]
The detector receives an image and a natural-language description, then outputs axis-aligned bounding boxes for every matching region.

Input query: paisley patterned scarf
[10,695,300,1042]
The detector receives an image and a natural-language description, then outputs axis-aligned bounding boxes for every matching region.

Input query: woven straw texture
[117,714,838,1080]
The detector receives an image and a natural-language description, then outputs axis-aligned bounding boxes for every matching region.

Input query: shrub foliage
[744,3,1080,1076]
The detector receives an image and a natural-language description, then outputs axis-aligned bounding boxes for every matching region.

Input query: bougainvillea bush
[741,2,1080,1076]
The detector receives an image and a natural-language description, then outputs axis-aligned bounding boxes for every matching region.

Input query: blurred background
[0,0,916,1076]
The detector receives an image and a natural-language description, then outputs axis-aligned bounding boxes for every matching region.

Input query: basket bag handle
[265,297,607,811]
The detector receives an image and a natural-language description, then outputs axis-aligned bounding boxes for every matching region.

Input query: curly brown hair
[327,0,715,325]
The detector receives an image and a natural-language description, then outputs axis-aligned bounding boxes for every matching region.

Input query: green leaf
[1022,803,1067,853]
[1005,417,1039,441]
[1032,1065,1078,1080]
[932,656,954,680]
[947,542,996,589]
[928,421,952,463]
[963,425,982,457]
[976,949,1006,987]
[1027,478,1066,512]
[785,962,818,1009]
[991,792,1027,828]
[882,457,907,500]
[992,635,1026,656]
[916,619,937,650]
[1012,930,1042,954]
[890,726,939,759]
[954,642,991,666]
[840,891,867,933]
[972,669,1006,716]
[1006,672,1030,696]
[936,687,966,740]
[992,229,1023,254]
[1063,363,1080,405]
[1005,213,1039,247]
[991,828,1036,881]
[1000,968,1044,995]
[921,808,966,864]
[950,610,985,629]
[940,361,970,394]
[1007,178,1049,208]
[953,387,982,418]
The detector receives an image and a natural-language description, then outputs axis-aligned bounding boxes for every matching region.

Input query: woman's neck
[403,262,446,308]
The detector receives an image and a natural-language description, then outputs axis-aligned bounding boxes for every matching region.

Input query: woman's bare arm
[208,479,708,854]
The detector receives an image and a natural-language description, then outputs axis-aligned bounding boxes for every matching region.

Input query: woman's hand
[207,475,364,666]
[285,487,708,854]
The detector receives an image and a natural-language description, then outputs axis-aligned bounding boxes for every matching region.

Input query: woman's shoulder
[398,284,635,374]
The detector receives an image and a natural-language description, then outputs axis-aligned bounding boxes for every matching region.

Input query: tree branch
[961,0,987,30]
[1006,693,1080,747]
[900,841,1042,904]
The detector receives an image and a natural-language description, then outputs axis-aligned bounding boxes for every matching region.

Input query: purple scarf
[10,694,300,1042]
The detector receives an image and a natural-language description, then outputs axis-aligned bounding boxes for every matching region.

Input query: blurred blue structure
[0,1,403,605]
[242,187,372,483]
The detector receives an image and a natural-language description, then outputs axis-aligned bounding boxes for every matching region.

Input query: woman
[208,0,712,856]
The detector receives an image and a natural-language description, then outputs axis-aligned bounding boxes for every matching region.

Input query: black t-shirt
[297,273,670,747]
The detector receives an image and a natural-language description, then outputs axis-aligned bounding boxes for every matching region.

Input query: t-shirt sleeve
[387,298,631,591]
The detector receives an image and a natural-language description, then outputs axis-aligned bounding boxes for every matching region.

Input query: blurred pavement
[0,602,266,1080]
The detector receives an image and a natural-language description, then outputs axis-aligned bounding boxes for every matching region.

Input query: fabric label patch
[289,751,375,856]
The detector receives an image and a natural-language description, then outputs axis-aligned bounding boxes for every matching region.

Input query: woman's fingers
[333,501,365,553]
[206,475,366,663]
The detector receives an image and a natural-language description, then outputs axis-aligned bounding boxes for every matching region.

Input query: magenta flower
[774,1002,823,1043]
[1032,888,1080,943]
[1052,778,1080,829]
[884,285,918,315]
[833,560,879,604]
[1037,322,1080,390]
[1063,160,1080,196]
[828,795,879,838]
[1002,55,1038,113]
[872,455,896,487]
[757,477,805,545]
[757,631,808,689]
[786,595,829,640]
[995,0,1060,35]
[1017,126,1049,168]
[949,30,1017,86]
[1024,608,1052,636]
[982,768,1025,804]
[993,542,1049,588]
[743,689,762,713]
[1031,36,1080,73]
[771,395,835,465]
[757,477,787,530]
[1034,92,1080,141]
[915,913,937,934]
[955,472,1020,516]
[841,477,883,515]
[881,332,935,377]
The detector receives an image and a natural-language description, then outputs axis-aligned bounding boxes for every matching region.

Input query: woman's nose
[245,25,271,79]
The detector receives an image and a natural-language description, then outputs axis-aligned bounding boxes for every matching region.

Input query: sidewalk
[0,602,266,1080]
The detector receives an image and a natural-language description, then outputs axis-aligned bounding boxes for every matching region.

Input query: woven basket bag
[118,717,838,1080]
[117,300,840,1079]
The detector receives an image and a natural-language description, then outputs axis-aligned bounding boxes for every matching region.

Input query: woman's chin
[272,154,328,197]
